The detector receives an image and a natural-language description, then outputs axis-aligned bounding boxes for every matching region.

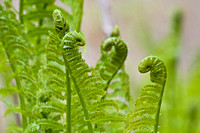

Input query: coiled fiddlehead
[138,56,167,85]
[96,36,128,90]
[94,26,130,132]
[125,56,167,133]
[53,9,70,38]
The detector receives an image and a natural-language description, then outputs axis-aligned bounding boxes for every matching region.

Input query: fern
[125,56,167,133]
[0,5,39,129]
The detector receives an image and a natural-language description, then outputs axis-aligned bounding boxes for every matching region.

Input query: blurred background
[0,0,200,132]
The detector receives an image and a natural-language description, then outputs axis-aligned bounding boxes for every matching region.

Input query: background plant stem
[19,0,24,24]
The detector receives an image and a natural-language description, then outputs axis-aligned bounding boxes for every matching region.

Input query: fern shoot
[125,56,167,133]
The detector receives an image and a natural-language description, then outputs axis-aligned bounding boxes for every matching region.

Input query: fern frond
[24,123,39,133]
[33,102,66,114]
[17,74,38,88]
[125,56,167,133]
[25,119,64,132]
[88,100,119,112]
[81,88,106,100]
[37,119,64,130]
[47,55,64,65]
[37,88,65,101]
[46,76,65,88]
[0,86,18,97]
[0,6,37,129]
[91,116,128,124]
[45,64,65,76]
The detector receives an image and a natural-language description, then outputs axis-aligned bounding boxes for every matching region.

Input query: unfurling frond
[125,56,167,133]
[96,36,128,88]
[138,56,167,84]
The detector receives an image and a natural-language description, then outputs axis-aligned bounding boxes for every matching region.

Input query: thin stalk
[66,69,71,132]
[62,54,93,133]
[62,53,72,132]
[154,81,166,133]
[19,0,24,24]
[13,93,21,127]
[71,76,93,133]
[37,3,48,45]
[102,64,123,100]
[16,79,27,129]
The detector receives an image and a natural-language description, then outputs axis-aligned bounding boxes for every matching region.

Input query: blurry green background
[0,0,200,132]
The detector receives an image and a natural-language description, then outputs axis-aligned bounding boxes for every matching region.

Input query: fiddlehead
[53,9,70,38]
[138,56,167,84]
[125,56,167,133]
[94,25,130,131]
[96,35,128,89]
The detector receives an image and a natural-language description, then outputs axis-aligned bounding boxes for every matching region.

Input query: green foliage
[0,4,38,129]
[0,1,168,133]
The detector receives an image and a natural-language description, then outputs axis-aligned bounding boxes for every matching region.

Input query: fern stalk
[37,3,48,45]
[154,81,166,133]
[62,55,94,133]
[19,0,24,23]
[71,76,94,133]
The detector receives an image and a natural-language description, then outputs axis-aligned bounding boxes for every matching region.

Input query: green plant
[0,1,167,132]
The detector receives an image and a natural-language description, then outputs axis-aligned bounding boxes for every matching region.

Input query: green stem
[62,54,93,133]
[154,81,166,133]
[71,76,94,133]
[37,3,48,45]
[66,69,71,133]
[102,64,123,100]
[19,0,24,24]
[16,79,27,129]
[62,53,72,132]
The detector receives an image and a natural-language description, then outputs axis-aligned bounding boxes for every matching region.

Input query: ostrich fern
[0,1,167,133]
